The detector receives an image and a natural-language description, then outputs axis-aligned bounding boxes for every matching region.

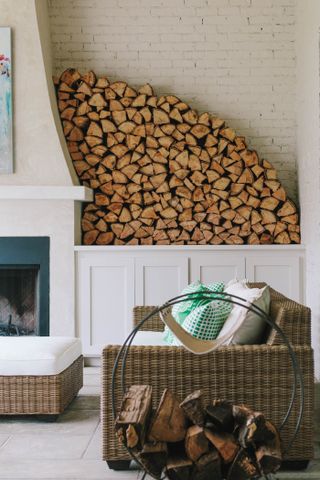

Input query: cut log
[83,229,99,245]
[275,231,290,244]
[115,385,152,449]
[214,177,231,190]
[255,420,282,475]
[185,426,209,462]
[138,442,167,477]
[88,93,106,108]
[139,83,153,96]
[153,109,170,125]
[194,450,222,480]
[119,207,132,223]
[191,124,210,139]
[233,404,271,448]
[96,232,114,245]
[148,389,187,442]
[238,168,254,184]
[82,70,96,86]
[227,449,260,480]
[256,445,281,475]
[204,429,239,464]
[180,390,205,426]
[161,207,178,219]
[205,400,234,433]
[166,454,193,480]
[220,127,236,142]
[278,200,296,217]
[260,197,280,211]
[60,68,81,86]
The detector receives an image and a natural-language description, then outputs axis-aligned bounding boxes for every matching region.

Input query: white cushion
[0,337,82,376]
[217,280,269,345]
[130,331,167,347]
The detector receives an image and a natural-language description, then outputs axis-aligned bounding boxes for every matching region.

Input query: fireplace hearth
[0,237,49,336]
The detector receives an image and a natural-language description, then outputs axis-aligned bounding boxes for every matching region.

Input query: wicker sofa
[102,285,314,471]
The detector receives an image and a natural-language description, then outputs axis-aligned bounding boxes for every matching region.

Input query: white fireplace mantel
[0,186,93,201]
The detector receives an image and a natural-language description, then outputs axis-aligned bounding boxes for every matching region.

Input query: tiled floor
[0,368,318,479]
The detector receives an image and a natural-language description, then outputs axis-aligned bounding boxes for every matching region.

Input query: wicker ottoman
[0,337,83,417]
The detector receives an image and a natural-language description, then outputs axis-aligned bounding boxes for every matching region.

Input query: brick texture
[48,0,297,201]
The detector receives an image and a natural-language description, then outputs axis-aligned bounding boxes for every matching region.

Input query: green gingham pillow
[182,298,231,340]
[163,281,231,345]
[164,281,212,345]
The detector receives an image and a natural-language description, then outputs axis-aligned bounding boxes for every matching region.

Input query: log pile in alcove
[115,385,282,479]
[55,68,300,246]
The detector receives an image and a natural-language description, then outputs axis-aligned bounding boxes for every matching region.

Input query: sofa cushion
[0,336,82,376]
[218,280,270,345]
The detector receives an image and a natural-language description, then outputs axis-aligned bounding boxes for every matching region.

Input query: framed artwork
[0,27,12,174]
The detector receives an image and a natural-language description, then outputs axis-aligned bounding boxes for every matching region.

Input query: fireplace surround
[0,237,49,335]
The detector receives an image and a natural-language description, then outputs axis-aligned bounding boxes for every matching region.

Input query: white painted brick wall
[48,0,297,201]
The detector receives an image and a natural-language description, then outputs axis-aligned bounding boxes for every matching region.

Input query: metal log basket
[111,291,304,480]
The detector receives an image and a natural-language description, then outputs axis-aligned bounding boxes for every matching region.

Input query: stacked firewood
[115,386,282,479]
[55,68,300,245]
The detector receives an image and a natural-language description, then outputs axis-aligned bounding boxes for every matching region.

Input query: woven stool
[0,337,83,418]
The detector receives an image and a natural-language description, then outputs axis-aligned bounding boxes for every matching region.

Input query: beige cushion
[0,337,82,376]
[218,280,270,345]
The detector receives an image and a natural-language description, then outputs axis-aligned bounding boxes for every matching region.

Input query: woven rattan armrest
[267,297,311,346]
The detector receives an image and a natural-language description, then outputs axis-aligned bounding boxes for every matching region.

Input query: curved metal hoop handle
[111,292,304,479]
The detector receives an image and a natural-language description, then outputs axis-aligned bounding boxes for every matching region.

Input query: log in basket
[111,292,304,480]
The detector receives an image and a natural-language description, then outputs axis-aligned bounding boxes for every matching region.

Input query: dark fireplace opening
[0,237,49,336]
[0,266,40,335]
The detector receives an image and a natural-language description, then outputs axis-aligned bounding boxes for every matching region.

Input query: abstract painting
[0,27,12,173]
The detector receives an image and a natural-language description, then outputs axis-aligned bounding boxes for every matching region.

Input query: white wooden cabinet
[191,254,245,284]
[245,254,302,302]
[76,252,134,355]
[75,245,305,356]
[135,256,189,306]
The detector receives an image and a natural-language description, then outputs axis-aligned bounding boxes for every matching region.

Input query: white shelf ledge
[0,186,93,201]
[75,244,305,252]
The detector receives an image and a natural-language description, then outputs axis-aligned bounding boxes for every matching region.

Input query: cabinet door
[245,254,301,302]
[76,253,134,356]
[135,255,189,306]
[191,254,246,284]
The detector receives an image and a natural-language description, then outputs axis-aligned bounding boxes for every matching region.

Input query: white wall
[0,200,76,336]
[48,0,298,201]
[0,0,84,336]
[296,0,320,380]
[0,0,74,185]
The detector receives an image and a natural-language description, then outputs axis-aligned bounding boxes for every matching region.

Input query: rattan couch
[102,285,314,471]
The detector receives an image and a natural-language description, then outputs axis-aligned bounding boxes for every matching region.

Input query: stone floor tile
[84,367,101,376]
[83,374,101,386]
[0,434,91,460]
[0,435,10,449]
[0,409,99,436]
[83,423,101,460]
[0,459,136,479]
[69,395,100,411]
[79,385,100,396]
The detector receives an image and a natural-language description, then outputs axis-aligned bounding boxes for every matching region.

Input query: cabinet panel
[135,256,189,306]
[245,255,301,302]
[191,254,246,284]
[76,253,134,355]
